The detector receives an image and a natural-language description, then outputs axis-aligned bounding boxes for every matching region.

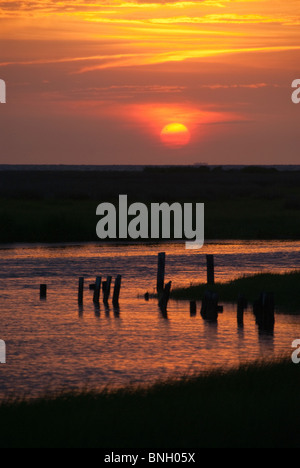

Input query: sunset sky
[0,0,300,165]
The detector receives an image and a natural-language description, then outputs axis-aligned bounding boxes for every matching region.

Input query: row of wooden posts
[189,290,275,331]
[156,252,275,331]
[39,251,275,331]
[78,275,122,306]
[39,275,122,306]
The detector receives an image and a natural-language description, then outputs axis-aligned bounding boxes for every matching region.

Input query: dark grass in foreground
[0,359,299,448]
[171,271,300,313]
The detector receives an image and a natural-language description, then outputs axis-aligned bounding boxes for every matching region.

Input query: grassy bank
[0,359,298,448]
[0,199,97,243]
[0,197,300,243]
[1,168,300,242]
[171,271,300,313]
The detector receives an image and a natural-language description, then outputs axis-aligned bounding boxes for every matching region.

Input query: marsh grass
[0,359,298,448]
[171,271,300,313]
[1,168,300,242]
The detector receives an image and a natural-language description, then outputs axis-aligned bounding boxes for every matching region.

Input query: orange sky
[0,0,300,165]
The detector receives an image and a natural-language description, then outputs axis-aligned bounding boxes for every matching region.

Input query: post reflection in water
[113,306,120,319]
[78,304,84,318]
[0,241,299,398]
[94,304,100,318]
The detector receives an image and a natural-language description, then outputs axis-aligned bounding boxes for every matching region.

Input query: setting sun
[160,123,191,148]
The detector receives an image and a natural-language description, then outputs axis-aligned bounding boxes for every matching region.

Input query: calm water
[0,240,299,398]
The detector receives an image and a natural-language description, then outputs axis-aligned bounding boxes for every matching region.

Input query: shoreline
[0,238,298,249]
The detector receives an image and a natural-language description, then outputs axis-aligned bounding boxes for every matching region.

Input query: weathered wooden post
[237,294,247,326]
[190,301,197,316]
[206,255,215,285]
[157,252,166,294]
[159,281,172,311]
[113,275,122,306]
[201,291,218,322]
[93,276,102,304]
[40,284,47,300]
[262,292,275,331]
[253,292,275,333]
[78,277,84,304]
[103,276,112,304]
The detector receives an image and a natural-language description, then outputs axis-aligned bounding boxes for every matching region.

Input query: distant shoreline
[1,164,300,172]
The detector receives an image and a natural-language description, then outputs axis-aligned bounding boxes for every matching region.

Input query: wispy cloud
[1,45,299,73]
[149,14,300,25]
[74,45,300,73]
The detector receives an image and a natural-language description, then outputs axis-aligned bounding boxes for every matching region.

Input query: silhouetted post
[190,301,197,316]
[157,252,166,294]
[93,276,102,304]
[78,277,84,304]
[262,292,275,330]
[159,281,172,311]
[206,255,215,285]
[237,294,247,326]
[201,291,218,322]
[113,275,122,306]
[40,284,47,300]
[253,292,275,333]
[103,276,112,303]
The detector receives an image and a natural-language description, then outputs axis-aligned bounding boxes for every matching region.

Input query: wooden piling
[159,281,172,311]
[206,255,215,285]
[190,301,197,316]
[103,276,112,303]
[113,275,122,306]
[93,276,102,304]
[253,292,275,333]
[157,252,166,294]
[40,284,47,300]
[237,294,247,326]
[262,292,275,330]
[78,277,84,304]
[201,291,218,322]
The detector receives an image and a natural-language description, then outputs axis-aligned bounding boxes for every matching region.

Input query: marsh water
[0,240,299,398]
